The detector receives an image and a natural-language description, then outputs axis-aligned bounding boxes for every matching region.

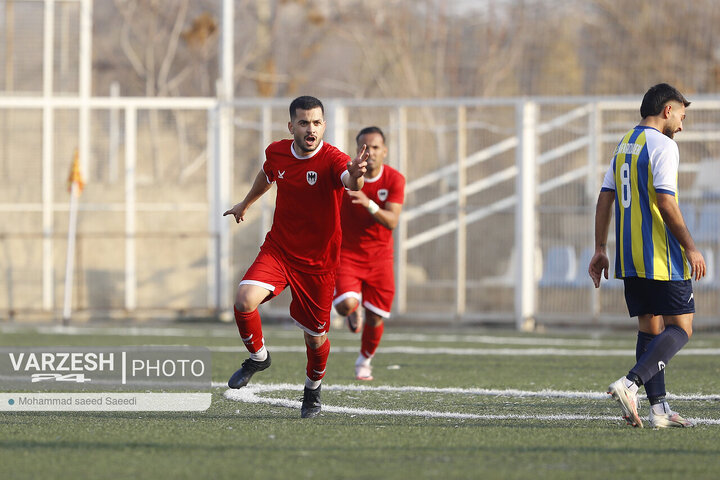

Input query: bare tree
[96,0,720,100]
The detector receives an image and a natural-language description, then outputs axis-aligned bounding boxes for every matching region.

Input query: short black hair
[289,96,324,120]
[640,83,691,118]
[355,126,386,145]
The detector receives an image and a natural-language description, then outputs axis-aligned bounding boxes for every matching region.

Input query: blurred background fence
[2,0,720,329]
[4,95,720,328]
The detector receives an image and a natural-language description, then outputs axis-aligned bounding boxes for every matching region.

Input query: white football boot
[608,377,643,428]
[649,402,694,428]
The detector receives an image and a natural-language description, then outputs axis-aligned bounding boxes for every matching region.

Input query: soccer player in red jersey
[332,126,405,381]
[223,96,368,418]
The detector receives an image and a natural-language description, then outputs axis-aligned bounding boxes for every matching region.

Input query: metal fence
[2,94,720,328]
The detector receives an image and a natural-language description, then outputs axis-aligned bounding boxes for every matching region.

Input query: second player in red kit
[333,126,405,381]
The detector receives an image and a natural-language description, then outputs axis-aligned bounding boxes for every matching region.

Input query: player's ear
[664,104,672,118]
[288,121,293,134]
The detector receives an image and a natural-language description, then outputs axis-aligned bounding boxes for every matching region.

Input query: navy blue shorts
[622,277,695,317]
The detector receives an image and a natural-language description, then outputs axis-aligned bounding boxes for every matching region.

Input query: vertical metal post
[206,105,218,310]
[78,0,91,176]
[514,100,538,331]
[588,102,601,320]
[325,101,347,153]
[255,105,272,316]
[214,87,231,314]
[124,106,137,311]
[4,0,14,92]
[42,0,55,311]
[455,105,467,320]
[108,82,120,183]
[59,1,70,88]
[260,105,272,241]
[393,107,408,314]
[215,0,235,315]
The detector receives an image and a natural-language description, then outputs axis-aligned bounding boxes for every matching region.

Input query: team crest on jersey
[306,171,318,185]
[378,189,388,201]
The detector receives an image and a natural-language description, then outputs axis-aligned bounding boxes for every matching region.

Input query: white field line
[0,324,628,347]
[212,382,720,401]
[380,333,606,347]
[13,324,720,349]
[219,382,720,425]
[209,345,720,356]
[5,324,719,356]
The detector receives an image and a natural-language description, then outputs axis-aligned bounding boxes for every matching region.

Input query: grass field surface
[2,322,720,479]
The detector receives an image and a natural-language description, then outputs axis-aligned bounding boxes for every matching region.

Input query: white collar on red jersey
[290,140,324,159]
[364,165,384,183]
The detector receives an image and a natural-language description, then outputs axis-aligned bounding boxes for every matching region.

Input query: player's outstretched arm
[223,170,272,223]
[589,190,614,288]
[657,193,706,281]
[343,144,369,191]
[347,190,402,230]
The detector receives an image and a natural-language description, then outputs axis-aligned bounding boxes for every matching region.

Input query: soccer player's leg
[228,251,286,388]
[636,316,666,423]
[355,312,383,381]
[648,314,695,428]
[608,278,648,427]
[354,262,394,381]
[302,332,329,418]
[631,281,694,428]
[615,279,695,428]
[634,315,692,427]
[633,318,693,428]
[333,262,363,333]
[288,268,335,418]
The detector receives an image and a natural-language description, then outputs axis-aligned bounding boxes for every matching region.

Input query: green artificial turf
[1,324,719,480]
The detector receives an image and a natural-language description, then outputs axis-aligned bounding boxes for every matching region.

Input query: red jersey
[340,165,405,262]
[261,139,350,274]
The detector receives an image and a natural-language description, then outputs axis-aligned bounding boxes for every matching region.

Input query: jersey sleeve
[600,159,616,191]
[387,171,406,204]
[331,149,351,187]
[262,145,275,183]
[651,140,679,194]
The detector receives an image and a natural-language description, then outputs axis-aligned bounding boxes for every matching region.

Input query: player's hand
[686,248,706,281]
[588,251,609,288]
[347,144,368,178]
[223,202,248,223]
[347,189,369,207]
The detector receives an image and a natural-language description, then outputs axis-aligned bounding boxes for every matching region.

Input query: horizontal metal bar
[0,203,208,212]
[0,97,217,109]
[403,163,589,250]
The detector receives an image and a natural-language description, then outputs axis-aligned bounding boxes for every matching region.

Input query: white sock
[250,346,267,362]
[623,376,639,393]
[652,401,671,415]
[355,353,371,367]
[305,377,321,390]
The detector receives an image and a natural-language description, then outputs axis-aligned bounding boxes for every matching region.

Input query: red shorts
[333,257,395,318]
[240,248,335,336]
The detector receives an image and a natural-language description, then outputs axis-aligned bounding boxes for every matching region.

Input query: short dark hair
[640,83,691,118]
[289,96,324,120]
[355,126,386,145]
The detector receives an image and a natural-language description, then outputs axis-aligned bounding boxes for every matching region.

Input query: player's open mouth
[305,136,316,145]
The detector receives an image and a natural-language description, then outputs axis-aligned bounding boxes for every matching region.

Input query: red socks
[361,322,384,359]
[306,339,330,381]
[234,306,264,353]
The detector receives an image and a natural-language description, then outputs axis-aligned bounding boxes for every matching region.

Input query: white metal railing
[3,95,720,327]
